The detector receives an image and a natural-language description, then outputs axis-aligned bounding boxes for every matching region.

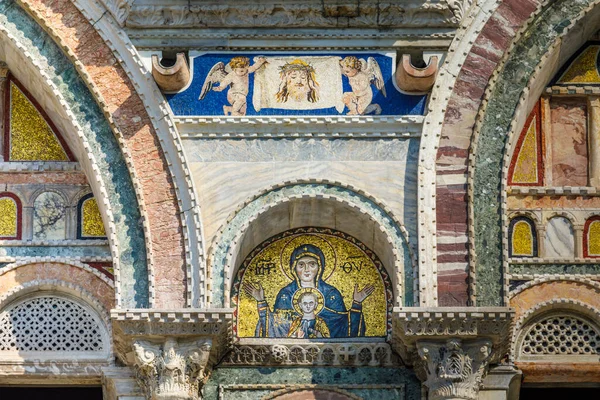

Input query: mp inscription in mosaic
[167,53,427,116]
[232,228,392,339]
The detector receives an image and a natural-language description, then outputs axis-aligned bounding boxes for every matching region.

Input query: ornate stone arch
[427,0,600,306]
[27,0,204,307]
[0,279,113,362]
[0,0,205,308]
[208,180,415,308]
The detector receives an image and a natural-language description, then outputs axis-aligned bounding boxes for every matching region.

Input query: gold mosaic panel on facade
[233,228,392,339]
[8,82,69,161]
[0,197,17,237]
[512,119,538,184]
[588,220,600,256]
[81,197,106,238]
[557,45,600,84]
[512,220,534,257]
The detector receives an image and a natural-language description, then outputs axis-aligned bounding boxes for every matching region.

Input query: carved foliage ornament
[416,339,493,400]
[133,337,212,400]
[122,0,474,28]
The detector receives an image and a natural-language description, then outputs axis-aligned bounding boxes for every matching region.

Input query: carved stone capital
[133,337,211,400]
[416,338,493,400]
[110,309,233,399]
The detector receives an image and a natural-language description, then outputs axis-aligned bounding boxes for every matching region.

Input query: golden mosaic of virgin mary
[243,243,374,338]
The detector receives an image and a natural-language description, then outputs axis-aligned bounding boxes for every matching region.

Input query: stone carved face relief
[295,256,319,286]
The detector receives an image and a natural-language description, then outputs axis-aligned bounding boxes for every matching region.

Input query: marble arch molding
[433,0,600,306]
[209,182,415,308]
[0,0,193,308]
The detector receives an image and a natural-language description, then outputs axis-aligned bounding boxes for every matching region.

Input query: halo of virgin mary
[254,243,366,338]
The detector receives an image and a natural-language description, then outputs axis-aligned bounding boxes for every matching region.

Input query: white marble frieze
[182,137,419,252]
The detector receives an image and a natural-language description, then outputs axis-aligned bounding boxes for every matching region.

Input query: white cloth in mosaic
[253,56,344,112]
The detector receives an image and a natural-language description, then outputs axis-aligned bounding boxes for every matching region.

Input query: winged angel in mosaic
[340,56,387,115]
[199,56,268,116]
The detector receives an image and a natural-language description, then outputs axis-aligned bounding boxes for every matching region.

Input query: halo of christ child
[243,243,375,338]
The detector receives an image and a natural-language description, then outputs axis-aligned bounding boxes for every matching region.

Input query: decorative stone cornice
[392,307,514,365]
[133,337,211,400]
[416,339,493,400]
[116,0,473,29]
[175,115,424,139]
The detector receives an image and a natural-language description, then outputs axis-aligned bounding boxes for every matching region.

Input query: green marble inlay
[473,0,591,306]
[0,245,111,259]
[510,263,600,275]
[0,1,149,306]
[204,367,420,400]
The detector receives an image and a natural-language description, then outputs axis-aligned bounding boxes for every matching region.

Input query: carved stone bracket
[416,338,493,400]
[111,309,233,400]
[152,53,190,92]
[392,308,514,365]
[396,54,438,92]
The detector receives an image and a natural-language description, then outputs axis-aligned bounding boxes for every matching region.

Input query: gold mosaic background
[9,82,69,161]
[588,221,600,255]
[82,198,106,237]
[512,220,533,256]
[237,232,387,337]
[512,119,538,184]
[558,46,600,84]
[0,197,17,237]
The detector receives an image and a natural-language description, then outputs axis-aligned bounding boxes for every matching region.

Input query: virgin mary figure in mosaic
[244,243,375,338]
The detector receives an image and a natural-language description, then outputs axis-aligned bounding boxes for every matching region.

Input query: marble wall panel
[33,191,66,240]
[543,217,575,258]
[183,138,418,252]
[550,99,588,186]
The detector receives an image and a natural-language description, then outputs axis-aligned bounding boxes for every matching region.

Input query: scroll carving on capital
[416,339,493,400]
[133,337,212,400]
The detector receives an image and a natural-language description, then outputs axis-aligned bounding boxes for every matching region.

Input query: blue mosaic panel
[166,53,428,116]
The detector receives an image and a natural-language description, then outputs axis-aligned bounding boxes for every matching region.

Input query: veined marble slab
[544,217,575,258]
[183,138,418,251]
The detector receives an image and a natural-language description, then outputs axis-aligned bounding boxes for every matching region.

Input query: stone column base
[478,365,522,400]
[102,367,144,400]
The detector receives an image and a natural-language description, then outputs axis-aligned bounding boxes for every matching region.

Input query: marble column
[536,226,545,258]
[575,225,584,258]
[588,97,600,187]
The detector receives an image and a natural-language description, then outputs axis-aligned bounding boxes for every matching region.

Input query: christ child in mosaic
[340,56,386,115]
[200,56,268,116]
[287,289,330,338]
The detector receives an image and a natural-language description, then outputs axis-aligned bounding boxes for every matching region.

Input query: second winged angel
[199,56,268,116]
[340,56,387,115]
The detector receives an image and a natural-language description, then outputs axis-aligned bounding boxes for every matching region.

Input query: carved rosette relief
[133,337,212,400]
[416,339,493,400]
